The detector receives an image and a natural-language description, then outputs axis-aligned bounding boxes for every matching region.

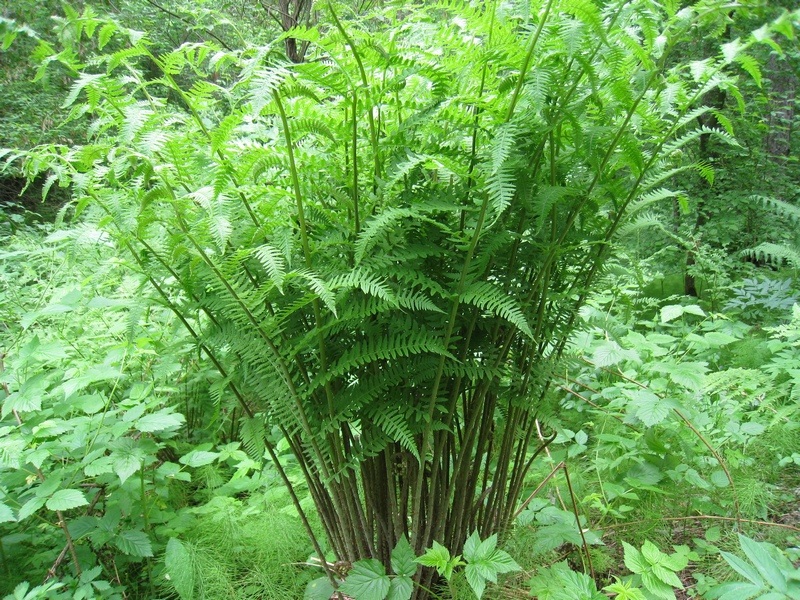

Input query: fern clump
[7,1,797,598]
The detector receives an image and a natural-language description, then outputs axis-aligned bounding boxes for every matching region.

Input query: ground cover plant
[1,0,799,599]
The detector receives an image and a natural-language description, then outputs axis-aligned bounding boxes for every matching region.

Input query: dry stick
[602,515,800,534]
[562,464,595,581]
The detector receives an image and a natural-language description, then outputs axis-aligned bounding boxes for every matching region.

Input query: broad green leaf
[18,496,46,521]
[632,391,671,426]
[387,576,413,600]
[623,542,648,574]
[707,581,763,600]
[641,571,677,600]
[180,450,219,468]
[710,470,730,488]
[339,559,390,600]
[416,541,452,572]
[305,577,335,600]
[642,540,666,565]
[46,489,89,511]
[113,453,141,485]
[651,564,683,588]
[135,411,185,433]
[114,530,153,557]
[737,536,786,592]
[465,563,487,599]
[165,538,194,599]
[391,536,417,578]
[660,305,685,323]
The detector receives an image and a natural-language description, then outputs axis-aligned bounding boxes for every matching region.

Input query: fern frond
[460,281,533,339]
[743,243,800,269]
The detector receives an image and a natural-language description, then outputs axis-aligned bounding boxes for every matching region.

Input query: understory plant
[6,0,798,598]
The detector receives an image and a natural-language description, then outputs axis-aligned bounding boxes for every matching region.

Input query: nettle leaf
[114,529,154,558]
[46,489,89,511]
[339,559,390,600]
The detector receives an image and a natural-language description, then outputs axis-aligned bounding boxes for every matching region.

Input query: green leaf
[180,450,219,467]
[165,538,194,600]
[305,577,335,600]
[46,489,89,511]
[339,559,390,600]
[623,542,648,575]
[651,564,683,588]
[114,530,153,558]
[18,496,46,521]
[465,563,487,599]
[631,391,671,427]
[387,576,413,600]
[641,571,677,600]
[660,305,685,323]
[737,536,786,591]
[706,581,763,600]
[391,536,417,578]
[113,453,142,485]
[416,541,451,571]
[0,502,15,523]
[135,411,185,433]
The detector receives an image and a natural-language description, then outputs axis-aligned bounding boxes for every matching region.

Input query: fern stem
[506,0,557,121]
[327,1,381,186]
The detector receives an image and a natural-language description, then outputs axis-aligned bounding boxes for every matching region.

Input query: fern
[460,281,533,339]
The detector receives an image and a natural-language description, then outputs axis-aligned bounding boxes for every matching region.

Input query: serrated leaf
[737,536,786,591]
[642,540,666,565]
[113,453,141,485]
[624,542,648,574]
[18,496,46,521]
[339,559,390,600]
[416,541,451,570]
[46,489,89,511]
[651,563,683,588]
[165,538,194,599]
[391,536,417,578]
[592,340,638,367]
[305,577,335,600]
[465,564,487,599]
[135,411,185,433]
[387,575,413,600]
[0,502,15,523]
[631,390,671,426]
[114,530,153,557]
[179,450,219,467]
[641,571,677,600]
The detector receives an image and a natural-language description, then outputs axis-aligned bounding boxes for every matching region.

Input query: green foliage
[705,535,800,600]
[623,541,690,600]
[528,562,606,600]
[1,2,799,599]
